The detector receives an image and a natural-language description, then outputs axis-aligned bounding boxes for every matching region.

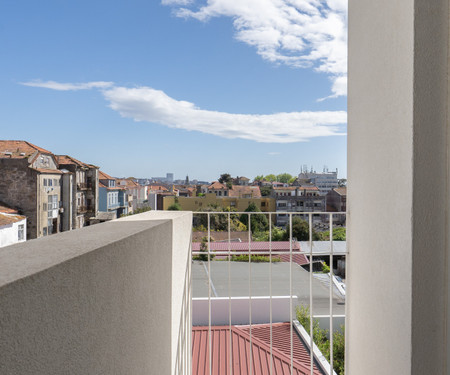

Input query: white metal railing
[191,211,346,375]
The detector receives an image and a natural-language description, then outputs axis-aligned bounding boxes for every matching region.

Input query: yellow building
[163,193,276,212]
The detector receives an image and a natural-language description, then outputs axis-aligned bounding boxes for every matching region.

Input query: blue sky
[0,0,347,182]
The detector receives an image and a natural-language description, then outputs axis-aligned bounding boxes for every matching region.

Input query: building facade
[273,186,326,227]
[0,141,63,239]
[56,155,99,230]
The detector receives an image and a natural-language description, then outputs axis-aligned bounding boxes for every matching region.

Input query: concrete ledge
[0,211,192,375]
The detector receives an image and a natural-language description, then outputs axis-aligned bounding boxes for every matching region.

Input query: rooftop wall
[0,211,192,375]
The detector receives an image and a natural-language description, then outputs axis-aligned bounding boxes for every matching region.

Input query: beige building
[163,192,275,212]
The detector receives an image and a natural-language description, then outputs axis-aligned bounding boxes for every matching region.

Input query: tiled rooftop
[0,140,52,158]
[192,323,323,375]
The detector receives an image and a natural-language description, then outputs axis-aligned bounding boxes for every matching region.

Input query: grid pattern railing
[191,211,346,375]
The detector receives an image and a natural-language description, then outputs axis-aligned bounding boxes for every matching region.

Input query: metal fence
[191,211,346,375]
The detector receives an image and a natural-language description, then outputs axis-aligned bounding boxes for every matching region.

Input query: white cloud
[22,80,346,143]
[161,0,193,5]
[20,80,114,91]
[268,152,280,155]
[164,0,348,98]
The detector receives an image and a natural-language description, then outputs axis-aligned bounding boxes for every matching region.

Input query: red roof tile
[0,140,53,158]
[192,323,322,375]
[56,155,98,169]
[191,241,309,266]
[0,213,26,226]
[0,203,19,215]
[208,181,227,190]
[99,170,115,180]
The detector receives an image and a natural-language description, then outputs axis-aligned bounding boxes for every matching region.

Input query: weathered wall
[0,211,192,375]
[0,159,37,239]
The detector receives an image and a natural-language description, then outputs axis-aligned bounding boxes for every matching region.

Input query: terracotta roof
[0,203,19,215]
[149,185,168,192]
[274,187,297,191]
[333,187,347,196]
[56,155,97,169]
[0,140,53,158]
[0,213,26,226]
[229,185,262,198]
[208,181,227,190]
[99,170,115,180]
[192,323,323,375]
[191,241,309,266]
[117,178,140,188]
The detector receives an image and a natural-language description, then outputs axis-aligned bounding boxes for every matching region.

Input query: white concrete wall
[0,218,26,248]
[348,0,449,373]
[0,211,192,375]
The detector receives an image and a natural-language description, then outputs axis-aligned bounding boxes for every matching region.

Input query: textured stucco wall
[0,211,192,375]
[348,0,449,373]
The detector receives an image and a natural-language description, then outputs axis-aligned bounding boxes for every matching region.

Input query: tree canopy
[283,217,320,241]
[167,203,181,211]
[264,174,277,182]
[276,173,293,183]
[239,202,268,233]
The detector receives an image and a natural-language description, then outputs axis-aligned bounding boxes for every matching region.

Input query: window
[43,178,48,186]
[18,224,24,241]
[43,227,47,236]
[48,179,53,187]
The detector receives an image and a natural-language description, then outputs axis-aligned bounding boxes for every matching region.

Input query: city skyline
[0,1,347,181]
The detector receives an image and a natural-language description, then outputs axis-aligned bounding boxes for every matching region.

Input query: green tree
[265,174,277,182]
[288,176,297,184]
[296,305,345,375]
[260,185,273,197]
[194,205,246,231]
[239,203,269,233]
[167,203,181,211]
[276,173,293,183]
[283,217,320,241]
[218,173,233,188]
[316,227,346,241]
[254,175,264,182]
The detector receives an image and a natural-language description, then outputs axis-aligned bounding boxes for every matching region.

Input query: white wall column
[347,0,449,373]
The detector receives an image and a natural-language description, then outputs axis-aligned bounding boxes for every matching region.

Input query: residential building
[56,155,99,230]
[207,181,229,196]
[228,185,261,199]
[326,187,347,212]
[326,187,347,226]
[0,140,63,239]
[273,186,325,227]
[297,169,338,195]
[0,203,26,248]
[233,176,250,186]
[117,178,147,211]
[98,171,129,219]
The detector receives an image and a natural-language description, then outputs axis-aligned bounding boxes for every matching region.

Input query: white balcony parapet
[0,211,192,375]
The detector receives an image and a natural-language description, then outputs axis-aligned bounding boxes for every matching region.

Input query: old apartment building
[0,141,63,239]
[56,155,99,229]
